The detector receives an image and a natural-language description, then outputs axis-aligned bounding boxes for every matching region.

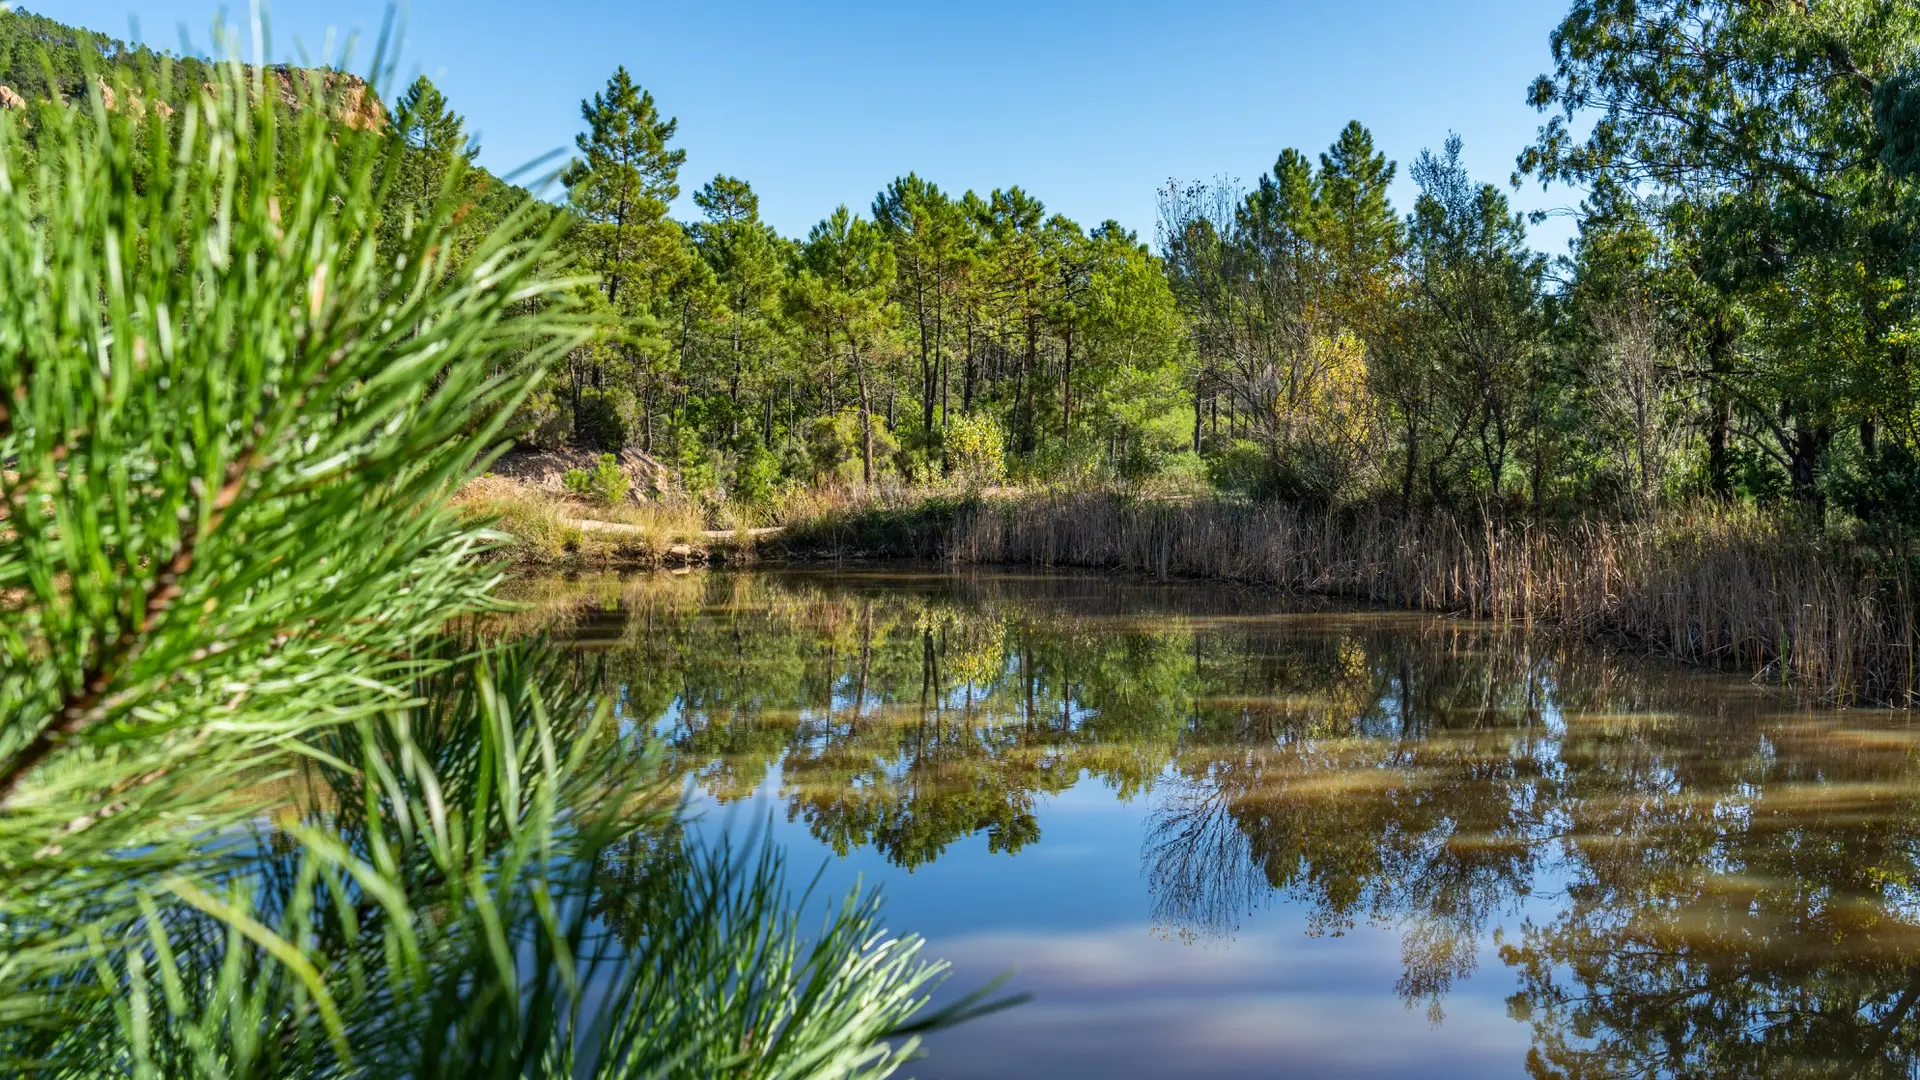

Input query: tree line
[10,1,1920,528]
[524,0,1920,529]
[515,62,1189,502]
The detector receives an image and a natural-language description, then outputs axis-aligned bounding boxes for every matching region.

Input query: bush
[1206,438,1346,504]
[675,425,722,499]
[808,408,899,486]
[509,384,572,451]
[562,453,628,506]
[944,412,1006,488]
[731,441,783,506]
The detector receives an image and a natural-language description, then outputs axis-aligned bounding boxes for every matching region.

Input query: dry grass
[946,494,1918,705]
[454,473,715,567]
[458,467,1916,703]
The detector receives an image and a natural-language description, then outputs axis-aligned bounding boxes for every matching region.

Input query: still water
[509,568,1920,1079]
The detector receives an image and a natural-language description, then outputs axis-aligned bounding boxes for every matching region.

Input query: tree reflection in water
[499,569,1920,1077]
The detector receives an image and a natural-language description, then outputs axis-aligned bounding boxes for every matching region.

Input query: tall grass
[457,475,712,565]
[945,495,1917,704]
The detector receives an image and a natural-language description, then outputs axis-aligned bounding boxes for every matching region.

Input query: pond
[506,568,1920,1079]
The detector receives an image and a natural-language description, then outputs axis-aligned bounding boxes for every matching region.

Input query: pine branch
[0,453,253,809]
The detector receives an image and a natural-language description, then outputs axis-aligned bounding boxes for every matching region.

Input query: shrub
[731,441,783,506]
[590,452,630,505]
[945,412,1007,488]
[808,408,899,486]
[1206,438,1347,504]
[509,383,573,450]
[566,453,629,506]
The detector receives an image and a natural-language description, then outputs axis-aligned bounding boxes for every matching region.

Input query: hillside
[0,8,386,128]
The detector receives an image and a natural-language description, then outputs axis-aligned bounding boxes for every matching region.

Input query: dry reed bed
[946,495,1916,705]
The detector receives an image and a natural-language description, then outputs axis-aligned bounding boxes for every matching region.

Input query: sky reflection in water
[510,568,1920,1079]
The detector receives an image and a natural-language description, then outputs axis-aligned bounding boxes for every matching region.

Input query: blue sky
[36,1,1585,255]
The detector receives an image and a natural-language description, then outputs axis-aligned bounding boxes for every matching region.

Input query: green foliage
[0,7,215,103]
[509,382,573,451]
[675,424,722,499]
[0,42,982,1078]
[731,440,783,505]
[944,411,1007,487]
[0,55,583,806]
[1524,0,1920,514]
[574,385,633,451]
[562,454,629,506]
[385,76,477,239]
[591,453,630,504]
[565,65,684,315]
[808,408,900,487]
[30,0,1920,544]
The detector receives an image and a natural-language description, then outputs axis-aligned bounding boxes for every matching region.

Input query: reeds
[945,495,1918,705]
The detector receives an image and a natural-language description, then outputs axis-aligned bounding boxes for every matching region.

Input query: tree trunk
[1400,412,1419,512]
[855,344,875,486]
[1786,412,1830,519]
[963,322,976,414]
[1060,324,1074,440]
[1705,316,1734,499]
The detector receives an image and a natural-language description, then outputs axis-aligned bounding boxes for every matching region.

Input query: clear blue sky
[36,0,1585,255]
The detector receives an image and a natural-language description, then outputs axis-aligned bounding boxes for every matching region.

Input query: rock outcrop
[9,70,378,129]
[268,68,386,131]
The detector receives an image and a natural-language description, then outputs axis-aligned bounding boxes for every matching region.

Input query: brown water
[510,568,1920,1079]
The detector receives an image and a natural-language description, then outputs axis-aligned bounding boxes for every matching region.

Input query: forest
[9,5,1918,526]
[340,7,1920,527]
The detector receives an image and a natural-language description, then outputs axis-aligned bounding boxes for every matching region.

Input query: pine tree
[1315,121,1401,335]
[391,75,476,213]
[565,66,684,312]
[693,176,788,443]
[874,174,967,447]
[1409,135,1545,502]
[791,208,898,485]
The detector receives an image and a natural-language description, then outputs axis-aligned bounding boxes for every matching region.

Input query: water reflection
[499,569,1920,1078]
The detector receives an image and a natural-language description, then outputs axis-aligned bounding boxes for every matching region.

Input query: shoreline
[472,483,1917,706]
